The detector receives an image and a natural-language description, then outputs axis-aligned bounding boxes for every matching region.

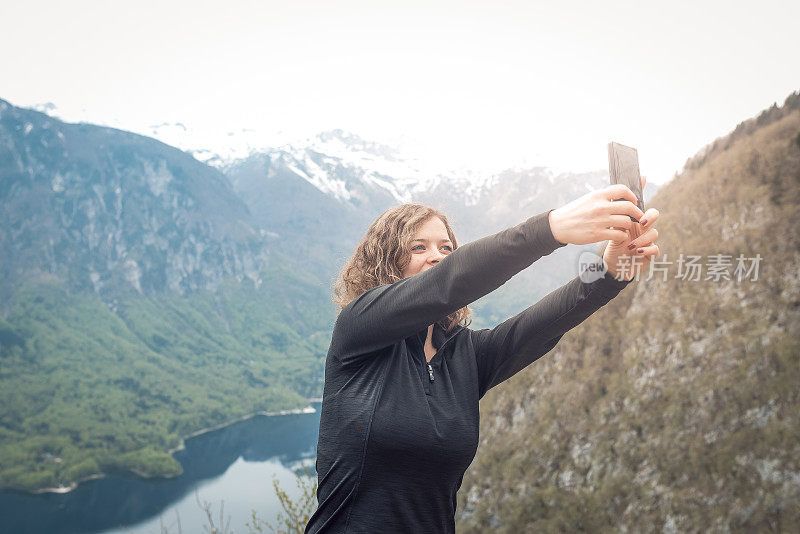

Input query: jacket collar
[416,321,463,350]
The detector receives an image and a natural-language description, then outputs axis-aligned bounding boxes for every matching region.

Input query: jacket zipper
[422,329,459,388]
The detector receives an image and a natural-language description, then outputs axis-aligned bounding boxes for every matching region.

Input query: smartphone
[608,141,645,223]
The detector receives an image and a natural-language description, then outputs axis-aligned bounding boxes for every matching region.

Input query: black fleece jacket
[304,209,632,533]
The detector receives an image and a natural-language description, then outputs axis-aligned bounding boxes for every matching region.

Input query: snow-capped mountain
[143,121,504,206]
[264,129,499,205]
[98,113,642,214]
[143,121,278,168]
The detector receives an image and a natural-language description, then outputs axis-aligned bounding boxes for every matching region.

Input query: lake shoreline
[2,401,319,496]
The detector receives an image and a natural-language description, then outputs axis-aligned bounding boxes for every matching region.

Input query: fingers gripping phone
[608,141,645,224]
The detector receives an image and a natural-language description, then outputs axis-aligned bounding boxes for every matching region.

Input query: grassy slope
[456,98,800,532]
[0,263,332,491]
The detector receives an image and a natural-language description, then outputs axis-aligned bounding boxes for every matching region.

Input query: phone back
[608,141,645,220]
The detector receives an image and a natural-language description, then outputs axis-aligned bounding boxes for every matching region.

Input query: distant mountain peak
[311,129,402,161]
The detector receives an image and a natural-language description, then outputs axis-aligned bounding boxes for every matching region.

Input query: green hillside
[0,100,335,493]
[456,91,800,532]
[0,259,332,491]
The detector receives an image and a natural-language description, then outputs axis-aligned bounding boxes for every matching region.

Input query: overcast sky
[2,0,798,184]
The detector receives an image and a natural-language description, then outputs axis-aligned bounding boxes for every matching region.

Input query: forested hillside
[456,91,800,532]
[0,101,332,492]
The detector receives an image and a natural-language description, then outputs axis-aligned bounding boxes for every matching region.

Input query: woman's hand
[548,183,645,245]
[602,175,661,281]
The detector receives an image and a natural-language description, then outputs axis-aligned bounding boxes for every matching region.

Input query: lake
[0,402,322,534]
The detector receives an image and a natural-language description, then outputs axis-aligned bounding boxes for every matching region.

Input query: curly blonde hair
[332,203,472,333]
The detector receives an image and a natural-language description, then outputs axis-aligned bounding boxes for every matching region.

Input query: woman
[305,179,660,533]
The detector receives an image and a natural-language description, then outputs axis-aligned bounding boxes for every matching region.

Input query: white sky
[2,0,798,184]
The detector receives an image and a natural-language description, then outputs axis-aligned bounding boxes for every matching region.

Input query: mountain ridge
[455,90,800,532]
[0,98,272,300]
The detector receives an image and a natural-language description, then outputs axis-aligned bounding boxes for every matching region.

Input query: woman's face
[401,216,453,279]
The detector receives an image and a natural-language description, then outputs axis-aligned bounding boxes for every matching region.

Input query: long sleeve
[470,268,631,398]
[330,209,567,368]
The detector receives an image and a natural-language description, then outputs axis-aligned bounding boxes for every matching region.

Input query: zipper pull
[427,363,435,382]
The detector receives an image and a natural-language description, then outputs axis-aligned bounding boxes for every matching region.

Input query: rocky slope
[0,99,279,301]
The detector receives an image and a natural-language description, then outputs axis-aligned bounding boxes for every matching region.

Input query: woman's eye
[412,245,453,251]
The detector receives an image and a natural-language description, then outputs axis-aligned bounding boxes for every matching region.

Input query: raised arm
[330,209,567,367]
[470,267,631,398]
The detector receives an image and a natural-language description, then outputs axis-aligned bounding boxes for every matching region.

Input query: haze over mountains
[3,98,661,304]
